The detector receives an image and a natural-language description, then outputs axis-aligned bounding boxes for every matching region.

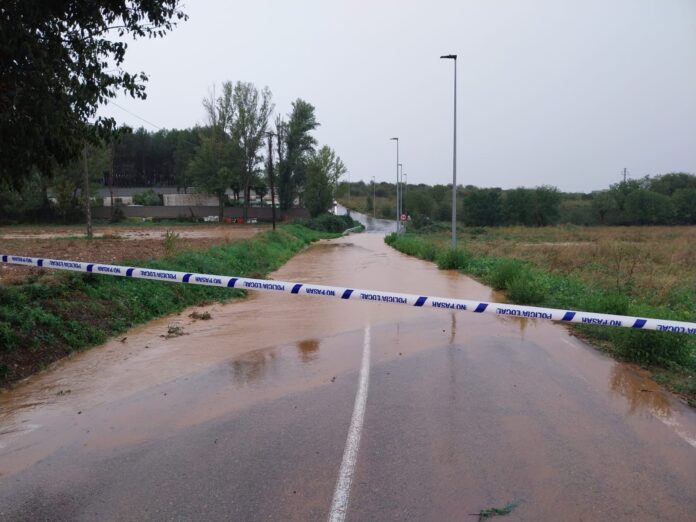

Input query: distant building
[99,187,275,207]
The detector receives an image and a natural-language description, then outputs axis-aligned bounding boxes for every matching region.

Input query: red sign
[400,214,407,221]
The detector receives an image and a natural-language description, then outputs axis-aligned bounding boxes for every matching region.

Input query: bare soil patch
[0,224,267,284]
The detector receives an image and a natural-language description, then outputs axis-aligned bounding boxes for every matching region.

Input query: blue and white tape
[3,253,696,335]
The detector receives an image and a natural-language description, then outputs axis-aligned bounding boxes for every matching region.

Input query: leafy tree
[649,173,696,196]
[171,128,201,192]
[624,190,674,225]
[501,186,560,226]
[530,185,561,226]
[591,191,618,224]
[406,189,435,219]
[1,1,188,186]
[462,187,503,226]
[52,143,109,223]
[0,173,47,224]
[231,82,273,220]
[187,135,229,221]
[608,179,643,215]
[274,116,292,210]
[283,99,319,209]
[502,188,531,225]
[304,146,346,217]
[672,188,696,224]
[558,198,595,225]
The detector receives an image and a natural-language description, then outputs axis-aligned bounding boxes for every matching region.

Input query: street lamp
[398,162,403,226]
[441,53,457,249]
[390,137,399,232]
[371,176,376,218]
[402,172,407,219]
[266,131,277,231]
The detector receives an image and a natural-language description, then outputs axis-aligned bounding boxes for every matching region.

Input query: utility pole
[440,54,457,248]
[390,137,399,232]
[372,176,376,218]
[109,140,115,221]
[623,167,627,183]
[83,145,92,238]
[267,132,276,231]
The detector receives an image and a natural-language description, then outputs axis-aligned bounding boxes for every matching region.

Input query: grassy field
[0,221,347,387]
[456,225,696,311]
[386,224,696,405]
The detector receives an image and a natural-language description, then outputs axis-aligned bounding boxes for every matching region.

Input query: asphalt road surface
[1,217,695,521]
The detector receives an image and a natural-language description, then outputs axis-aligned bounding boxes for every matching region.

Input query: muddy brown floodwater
[1,231,695,521]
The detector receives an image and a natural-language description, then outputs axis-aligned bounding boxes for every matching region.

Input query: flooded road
[1,226,696,520]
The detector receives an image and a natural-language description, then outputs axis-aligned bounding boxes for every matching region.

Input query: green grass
[0,224,339,386]
[436,248,470,270]
[489,258,524,291]
[385,231,696,403]
[296,213,361,234]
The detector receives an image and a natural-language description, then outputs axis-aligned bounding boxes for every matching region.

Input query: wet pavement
[1,215,695,521]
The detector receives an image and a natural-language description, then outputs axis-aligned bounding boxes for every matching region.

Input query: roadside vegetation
[338,172,696,227]
[0,222,347,387]
[385,225,696,405]
[298,214,361,234]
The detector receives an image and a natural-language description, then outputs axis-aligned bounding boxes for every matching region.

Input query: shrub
[409,213,431,230]
[299,214,357,233]
[507,269,547,305]
[489,259,524,290]
[420,242,438,262]
[391,236,424,257]
[0,322,17,352]
[612,329,693,368]
[163,229,181,258]
[436,248,469,270]
[582,292,630,315]
[132,189,163,206]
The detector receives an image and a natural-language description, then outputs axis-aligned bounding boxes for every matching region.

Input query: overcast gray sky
[99,0,696,192]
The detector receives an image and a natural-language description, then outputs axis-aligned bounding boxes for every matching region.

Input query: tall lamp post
[372,176,376,218]
[441,54,457,249]
[266,131,276,231]
[398,162,403,226]
[402,172,407,219]
[390,137,399,232]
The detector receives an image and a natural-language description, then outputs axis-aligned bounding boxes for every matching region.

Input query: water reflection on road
[333,204,396,233]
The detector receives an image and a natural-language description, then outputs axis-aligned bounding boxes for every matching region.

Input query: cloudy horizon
[98,0,696,193]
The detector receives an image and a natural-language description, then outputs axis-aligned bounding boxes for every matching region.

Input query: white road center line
[328,325,371,522]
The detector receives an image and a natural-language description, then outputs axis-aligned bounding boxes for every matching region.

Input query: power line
[107,100,163,130]
[106,100,200,149]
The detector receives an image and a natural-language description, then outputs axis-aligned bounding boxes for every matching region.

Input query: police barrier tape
[3,253,696,335]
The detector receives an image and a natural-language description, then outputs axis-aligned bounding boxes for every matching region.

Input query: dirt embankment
[0,224,266,285]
